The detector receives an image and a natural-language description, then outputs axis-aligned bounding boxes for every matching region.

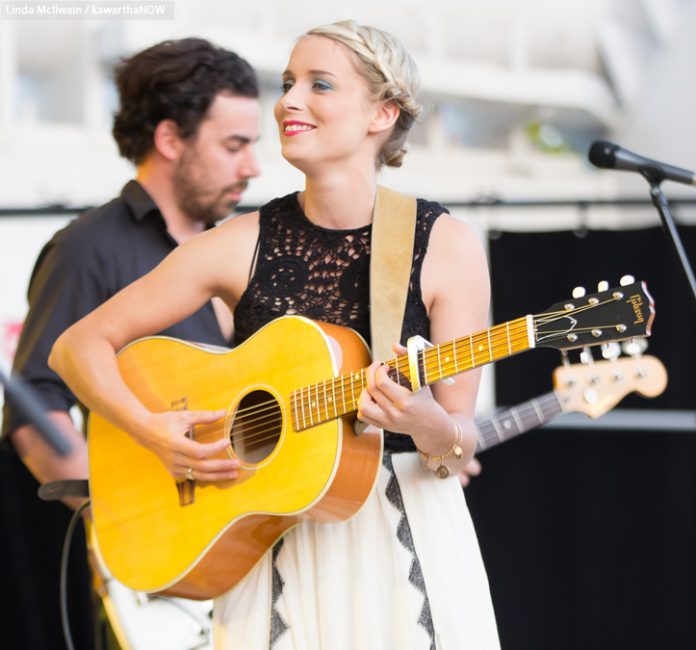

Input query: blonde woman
[51,21,499,649]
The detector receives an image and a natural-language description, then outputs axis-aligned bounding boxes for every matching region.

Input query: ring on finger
[185,467,194,481]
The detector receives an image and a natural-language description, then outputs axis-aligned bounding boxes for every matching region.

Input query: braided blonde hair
[306,20,422,168]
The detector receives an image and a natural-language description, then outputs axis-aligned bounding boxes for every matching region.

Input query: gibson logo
[628,294,644,324]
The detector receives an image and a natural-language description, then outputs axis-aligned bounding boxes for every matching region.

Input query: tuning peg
[580,346,594,365]
[597,280,609,292]
[560,350,570,367]
[620,274,635,286]
[572,286,586,299]
[622,337,648,357]
[601,342,621,360]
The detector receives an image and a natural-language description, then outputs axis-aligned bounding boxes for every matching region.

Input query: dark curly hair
[112,38,259,164]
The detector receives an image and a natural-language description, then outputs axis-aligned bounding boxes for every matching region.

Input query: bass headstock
[552,352,667,418]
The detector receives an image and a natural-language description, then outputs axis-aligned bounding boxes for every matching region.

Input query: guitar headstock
[534,277,654,351]
[552,353,667,418]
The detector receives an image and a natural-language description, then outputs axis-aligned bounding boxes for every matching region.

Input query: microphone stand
[646,178,696,310]
[0,367,72,455]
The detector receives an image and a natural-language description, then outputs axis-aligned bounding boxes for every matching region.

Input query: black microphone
[588,140,696,187]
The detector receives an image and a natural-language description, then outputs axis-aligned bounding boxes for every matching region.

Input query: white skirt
[213,452,499,650]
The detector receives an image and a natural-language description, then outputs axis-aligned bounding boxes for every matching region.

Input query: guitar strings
[208,314,600,440]
[185,349,637,452]
[195,318,559,446]
[272,323,530,417]
[183,324,533,447]
[183,301,631,448]
[231,305,627,434]
[195,325,535,448]
[222,300,617,427]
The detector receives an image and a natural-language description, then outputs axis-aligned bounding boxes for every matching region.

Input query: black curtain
[466,225,696,650]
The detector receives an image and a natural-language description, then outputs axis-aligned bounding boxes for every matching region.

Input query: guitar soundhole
[229,390,282,464]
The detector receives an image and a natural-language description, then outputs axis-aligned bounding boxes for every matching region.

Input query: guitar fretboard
[475,392,564,452]
[291,316,531,431]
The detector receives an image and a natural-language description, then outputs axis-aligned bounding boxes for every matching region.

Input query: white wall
[611,0,696,199]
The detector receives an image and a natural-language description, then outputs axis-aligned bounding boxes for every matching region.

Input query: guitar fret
[323,380,329,421]
[476,420,496,450]
[491,415,504,441]
[436,345,443,380]
[340,378,347,415]
[452,339,458,372]
[506,321,512,356]
[511,407,523,431]
[300,387,307,430]
[308,385,315,427]
[441,342,452,380]
[487,328,493,362]
[476,415,504,451]
[531,398,544,423]
[330,379,337,419]
[477,333,487,366]
[502,415,518,435]
[469,335,475,368]
[319,385,324,421]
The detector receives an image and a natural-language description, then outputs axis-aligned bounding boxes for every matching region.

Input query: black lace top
[233,192,447,453]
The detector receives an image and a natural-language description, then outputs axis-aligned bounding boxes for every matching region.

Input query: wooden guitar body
[88,316,381,599]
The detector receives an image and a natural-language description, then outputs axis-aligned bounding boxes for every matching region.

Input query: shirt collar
[120,180,162,223]
[120,179,216,232]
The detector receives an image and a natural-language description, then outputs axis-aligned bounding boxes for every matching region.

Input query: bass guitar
[476,352,667,451]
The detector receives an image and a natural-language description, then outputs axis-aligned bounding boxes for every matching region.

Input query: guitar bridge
[172,397,195,507]
[176,478,195,507]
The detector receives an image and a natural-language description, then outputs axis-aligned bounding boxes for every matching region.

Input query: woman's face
[274,35,382,172]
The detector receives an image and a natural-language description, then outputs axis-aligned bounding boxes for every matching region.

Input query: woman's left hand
[357,343,452,453]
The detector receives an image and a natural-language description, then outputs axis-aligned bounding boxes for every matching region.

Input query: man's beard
[173,154,247,225]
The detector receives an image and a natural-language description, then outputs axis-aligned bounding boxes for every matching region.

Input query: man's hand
[458,457,482,487]
[11,411,90,510]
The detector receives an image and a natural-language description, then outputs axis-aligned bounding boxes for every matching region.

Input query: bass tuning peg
[621,337,648,357]
[597,280,609,292]
[572,286,586,299]
[620,274,635,286]
[580,346,594,365]
[601,342,621,360]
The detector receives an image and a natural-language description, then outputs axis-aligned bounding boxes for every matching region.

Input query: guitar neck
[475,391,564,453]
[292,316,533,431]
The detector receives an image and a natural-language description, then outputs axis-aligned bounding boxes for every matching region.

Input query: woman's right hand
[137,409,240,482]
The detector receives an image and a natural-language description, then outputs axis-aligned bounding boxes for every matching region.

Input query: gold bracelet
[418,420,464,479]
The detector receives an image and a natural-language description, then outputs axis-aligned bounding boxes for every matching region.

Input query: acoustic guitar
[88,279,654,598]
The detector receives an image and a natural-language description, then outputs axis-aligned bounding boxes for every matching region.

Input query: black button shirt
[1,180,230,441]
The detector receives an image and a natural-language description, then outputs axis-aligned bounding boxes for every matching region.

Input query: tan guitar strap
[369,185,417,362]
